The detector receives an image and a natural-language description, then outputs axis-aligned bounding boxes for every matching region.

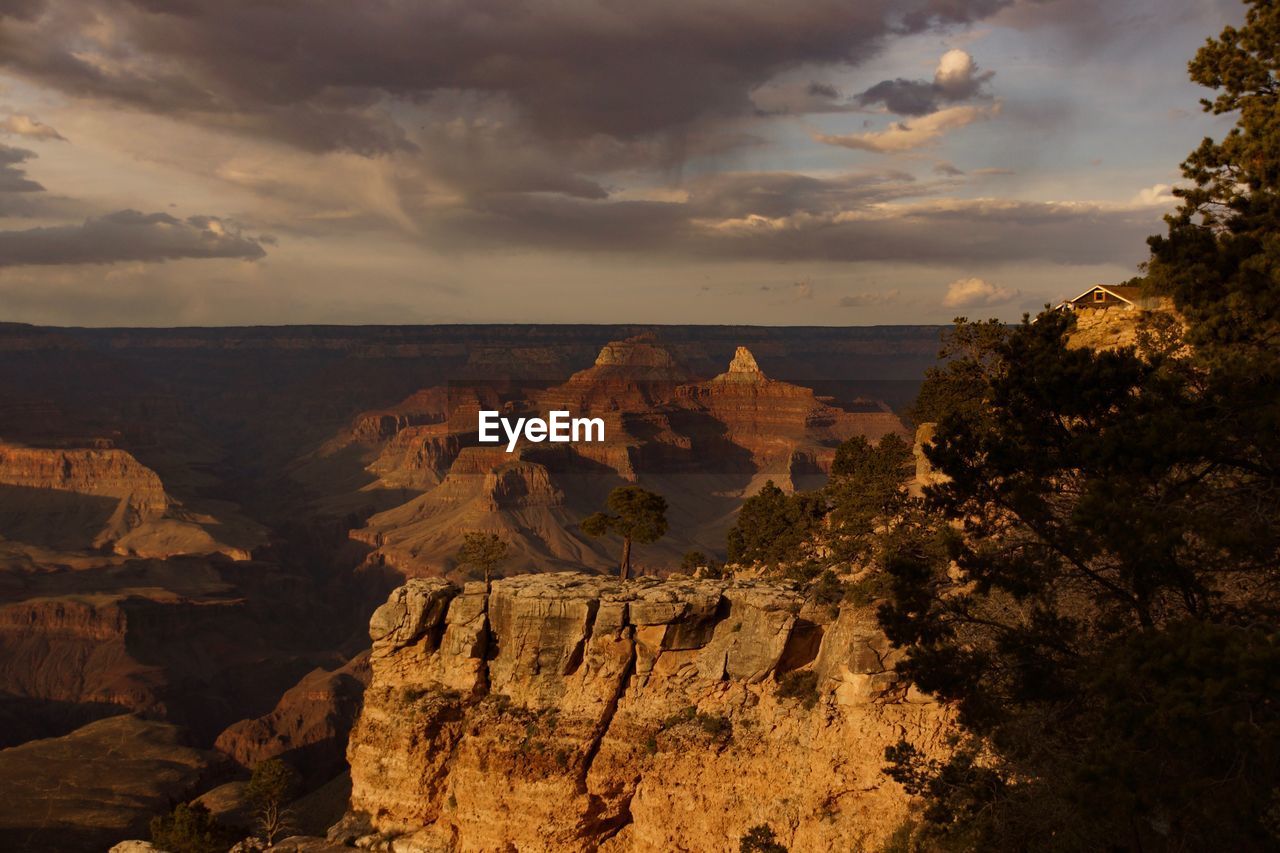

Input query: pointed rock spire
[719,346,766,382]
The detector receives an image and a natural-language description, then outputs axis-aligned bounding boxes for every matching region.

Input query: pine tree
[581,486,668,579]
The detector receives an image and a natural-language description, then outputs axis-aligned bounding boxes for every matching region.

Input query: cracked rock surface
[346,572,950,852]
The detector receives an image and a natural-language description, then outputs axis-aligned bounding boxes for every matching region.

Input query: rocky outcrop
[345,573,948,852]
[351,449,608,577]
[0,441,259,559]
[483,461,563,510]
[718,345,768,381]
[674,347,908,472]
[368,425,468,490]
[0,569,345,746]
[0,597,156,712]
[0,444,168,542]
[108,842,163,853]
[215,654,371,785]
[338,389,450,448]
[1064,298,1180,352]
[346,342,912,577]
[910,421,949,496]
[536,335,695,419]
[678,347,901,440]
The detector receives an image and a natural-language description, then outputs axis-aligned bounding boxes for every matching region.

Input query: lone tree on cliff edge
[581,486,668,580]
[454,531,509,586]
[246,758,299,845]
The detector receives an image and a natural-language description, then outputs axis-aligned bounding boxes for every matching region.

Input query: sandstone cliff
[0,442,260,559]
[216,653,370,785]
[535,334,695,425]
[344,573,947,852]
[368,426,468,491]
[1063,299,1180,352]
[677,347,906,450]
[0,443,168,538]
[344,342,912,578]
[350,447,614,577]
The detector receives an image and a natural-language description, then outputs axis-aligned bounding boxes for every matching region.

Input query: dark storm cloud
[0,0,42,20]
[0,0,1024,156]
[699,200,1158,264]
[857,49,994,116]
[859,79,944,115]
[441,172,1161,266]
[440,170,935,252]
[807,82,840,100]
[0,142,52,216]
[682,170,924,218]
[0,143,43,193]
[0,210,267,266]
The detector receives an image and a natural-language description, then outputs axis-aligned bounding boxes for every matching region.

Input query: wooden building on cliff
[1055,284,1157,312]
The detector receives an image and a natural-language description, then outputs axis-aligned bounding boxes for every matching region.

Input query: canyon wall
[344,573,948,852]
[0,442,260,559]
[345,341,914,579]
[0,444,169,547]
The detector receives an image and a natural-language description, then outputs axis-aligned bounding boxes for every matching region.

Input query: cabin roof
[1067,284,1142,305]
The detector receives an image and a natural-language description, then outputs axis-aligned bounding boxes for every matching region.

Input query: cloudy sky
[0,0,1243,326]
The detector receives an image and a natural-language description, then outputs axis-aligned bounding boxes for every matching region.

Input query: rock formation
[0,443,167,538]
[344,341,912,578]
[0,553,358,748]
[0,441,260,559]
[535,334,696,420]
[352,446,614,577]
[216,654,371,786]
[909,421,949,497]
[1064,297,1179,353]
[367,425,468,491]
[344,573,948,851]
[0,321,942,851]
[327,386,504,455]
[676,346,904,455]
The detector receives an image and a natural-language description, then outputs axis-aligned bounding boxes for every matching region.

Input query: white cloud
[0,114,65,141]
[934,49,986,99]
[816,103,1001,153]
[1131,183,1175,206]
[942,276,1020,308]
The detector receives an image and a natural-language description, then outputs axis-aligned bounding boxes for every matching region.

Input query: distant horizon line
[1,320,958,332]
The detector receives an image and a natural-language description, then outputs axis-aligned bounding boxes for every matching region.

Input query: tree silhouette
[149,802,227,853]
[454,531,509,587]
[581,486,667,579]
[246,758,299,845]
[876,4,1280,842]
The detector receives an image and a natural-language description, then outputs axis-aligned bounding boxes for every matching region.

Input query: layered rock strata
[675,346,905,462]
[215,653,370,785]
[0,443,168,523]
[347,342,912,577]
[345,573,947,852]
[0,442,259,559]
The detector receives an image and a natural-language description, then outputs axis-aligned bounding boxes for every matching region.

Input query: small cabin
[1056,284,1148,312]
